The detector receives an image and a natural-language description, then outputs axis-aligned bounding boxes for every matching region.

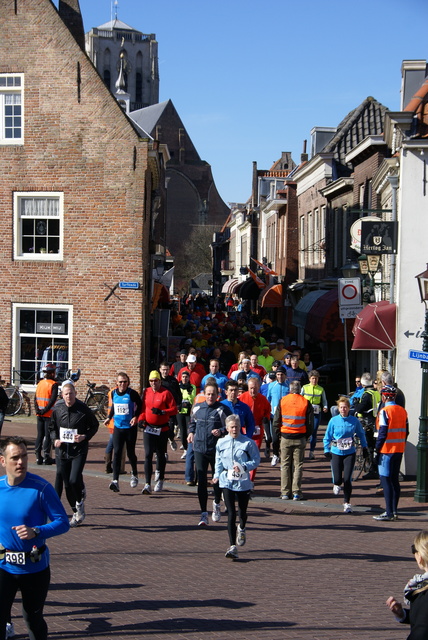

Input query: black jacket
[402,585,428,640]
[188,400,231,455]
[50,398,99,458]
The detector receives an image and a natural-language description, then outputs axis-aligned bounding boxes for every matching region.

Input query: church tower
[85,13,159,110]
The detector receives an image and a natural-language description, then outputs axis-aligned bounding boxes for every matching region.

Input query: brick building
[0,0,167,392]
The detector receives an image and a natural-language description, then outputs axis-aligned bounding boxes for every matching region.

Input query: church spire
[59,0,85,51]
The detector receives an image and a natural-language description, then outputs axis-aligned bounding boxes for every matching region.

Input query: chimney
[59,0,85,51]
[301,139,308,163]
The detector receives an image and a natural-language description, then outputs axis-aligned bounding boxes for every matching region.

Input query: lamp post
[414,264,428,503]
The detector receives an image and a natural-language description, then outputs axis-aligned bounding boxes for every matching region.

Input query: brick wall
[0,0,156,392]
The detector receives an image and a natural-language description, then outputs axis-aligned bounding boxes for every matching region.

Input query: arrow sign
[408,349,428,362]
[119,281,140,290]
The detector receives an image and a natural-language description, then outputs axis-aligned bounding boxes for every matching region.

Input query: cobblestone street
[3,416,428,640]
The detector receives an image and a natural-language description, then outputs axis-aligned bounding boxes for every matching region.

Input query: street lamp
[414,264,428,503]
[341,260,360,278]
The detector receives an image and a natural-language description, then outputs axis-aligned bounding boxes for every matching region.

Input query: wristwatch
[32,527,40,537]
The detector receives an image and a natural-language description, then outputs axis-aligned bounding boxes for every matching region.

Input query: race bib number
[312,404,320,415]
[145,425,161,436]
[227,463,248,481]
[254,426,261,436]
[114,403,129,415]
[60,427,77,443]
[5,551,25,565]
[336,437,353,451]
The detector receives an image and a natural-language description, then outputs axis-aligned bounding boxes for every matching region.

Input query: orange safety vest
[379,404,407,454]
[280,394,309,435]
[35,378,57,417]
[105,389,116,432]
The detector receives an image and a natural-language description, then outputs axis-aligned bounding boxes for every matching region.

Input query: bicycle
[353,436,372,481]
[3,370,32,417]
[83,380,108,421]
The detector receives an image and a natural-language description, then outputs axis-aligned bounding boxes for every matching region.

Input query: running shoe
[281,494,291,500]
[75,500,85,520]
[271,454,279,467]
[154,480,164,492]
[130,475,139,488]
[225,545,238,559]
[142,484,152,495]
[236,526,246,547]
[264,445,270,459]
[109,480,119,493]
[198,512,209,527]
[212,501,221,522]
[373,512,394,521]
[180,451,187,459]
[343,503,353,514]
[6,622,15,639]
[169,439,177,451]
[293,493,302,501]
[333,484,342,495]
[308,451,315,460]
[69,513,84,527]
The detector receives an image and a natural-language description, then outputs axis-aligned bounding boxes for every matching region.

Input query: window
[14,192,63,260]
[12,304,73,389]
[299,215,305,268]
[0,74,23,144]
[320,205,326,264]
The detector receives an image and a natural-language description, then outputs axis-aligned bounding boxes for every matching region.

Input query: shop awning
[221,278,239,294]
[352,301,397,350]
[239,277,264,301]
[229,279,244,294]
[293,288,352,342]
[260,283,283,308]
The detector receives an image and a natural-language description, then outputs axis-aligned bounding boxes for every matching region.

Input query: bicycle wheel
[353,442,365,481]
[6,389,23,416]
[87,392,108,420]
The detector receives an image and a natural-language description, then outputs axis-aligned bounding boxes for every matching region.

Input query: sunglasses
[411,544,417,555]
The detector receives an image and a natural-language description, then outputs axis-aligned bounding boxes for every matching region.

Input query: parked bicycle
[84,380,108,420]
[65,369,108,421]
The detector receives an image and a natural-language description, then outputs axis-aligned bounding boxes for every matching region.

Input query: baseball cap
[186,354,197,363]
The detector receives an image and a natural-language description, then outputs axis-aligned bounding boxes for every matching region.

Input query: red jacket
[239,391,271,426]
[176,367,204,392]
[138,386,177,428]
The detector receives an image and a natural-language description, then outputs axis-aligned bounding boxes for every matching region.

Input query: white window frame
[299,215,305,268]
[12,303,73,392]
[0,73,24,144]
[14,192,64,261]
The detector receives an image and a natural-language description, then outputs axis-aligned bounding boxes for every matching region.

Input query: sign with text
[361,220,398,255]
[119,281,140,290]
[408,349,428,362]
[338,278,361,307]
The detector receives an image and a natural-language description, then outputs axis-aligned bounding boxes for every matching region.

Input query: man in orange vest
[272,380,313,500]
[373,385,408,521]
[34,363,58,465]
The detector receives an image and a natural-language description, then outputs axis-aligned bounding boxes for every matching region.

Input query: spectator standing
[34,363,58,465]
[302,370,328,460]
[273,381,313,501]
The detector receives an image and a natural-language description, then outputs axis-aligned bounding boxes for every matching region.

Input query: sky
[75,0,428,205]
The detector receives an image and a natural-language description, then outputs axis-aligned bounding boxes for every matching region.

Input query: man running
[0,436,69,638]
[51,382,99,526]
[104,372,143,493]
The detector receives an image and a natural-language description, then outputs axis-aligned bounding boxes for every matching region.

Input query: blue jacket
[221,399,255,438]
[323,414,367,456]
[201,372,229,391]
[214,434,260,491]
[266,381,289,416]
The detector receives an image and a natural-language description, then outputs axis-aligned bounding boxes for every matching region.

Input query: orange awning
[260,284,283,308]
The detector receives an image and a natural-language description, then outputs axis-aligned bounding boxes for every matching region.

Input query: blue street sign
[119,281,140,290]
[408,349,428,362]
